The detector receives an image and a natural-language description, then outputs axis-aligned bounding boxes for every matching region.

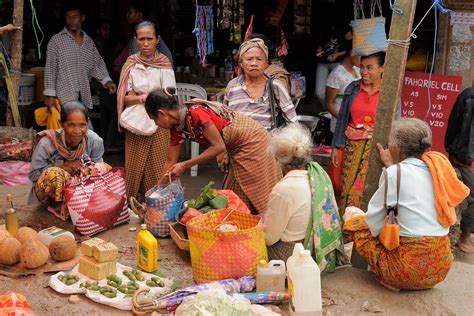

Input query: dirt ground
[1,160,473,316]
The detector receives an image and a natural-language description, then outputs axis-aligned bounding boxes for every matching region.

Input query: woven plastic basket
[186,209,267,284]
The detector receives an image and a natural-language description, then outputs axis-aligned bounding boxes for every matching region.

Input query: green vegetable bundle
[187,181,228,213]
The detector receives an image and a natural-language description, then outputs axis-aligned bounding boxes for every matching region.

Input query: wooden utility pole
[350,0,418,270]
[360,0,418,210]
[6,0,24,126]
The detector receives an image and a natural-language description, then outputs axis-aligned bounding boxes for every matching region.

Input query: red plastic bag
[0,292,34,316]
[328,148,344,197]
[216,190,251,214]
[181,207,203,225]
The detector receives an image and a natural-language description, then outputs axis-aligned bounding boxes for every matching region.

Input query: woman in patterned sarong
[330,52,386,214]
[144,87,281,214]
[343,118,468,290]
[116,21,175,201]
[29,101,107,219]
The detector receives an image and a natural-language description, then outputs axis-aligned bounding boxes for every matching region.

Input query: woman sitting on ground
[264,123,346,271]
[29,101,107,218]
[344,118,469,290]
[144,87,281,214]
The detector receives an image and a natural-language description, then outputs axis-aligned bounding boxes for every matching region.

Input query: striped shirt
[223,75,297,130]
[44,28,112,109]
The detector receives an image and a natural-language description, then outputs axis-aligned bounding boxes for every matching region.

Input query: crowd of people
[23,1,473,294]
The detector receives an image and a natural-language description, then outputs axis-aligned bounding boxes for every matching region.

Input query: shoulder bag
[267,76,286,130]
[379,164,401,250]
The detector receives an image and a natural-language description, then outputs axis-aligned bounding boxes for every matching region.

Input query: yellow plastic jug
[136,224,158,272]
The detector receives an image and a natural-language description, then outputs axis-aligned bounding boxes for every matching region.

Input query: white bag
[119,103,157,136]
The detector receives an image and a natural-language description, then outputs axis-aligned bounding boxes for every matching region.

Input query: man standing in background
[445,87,474,253]
[44,2,116,113]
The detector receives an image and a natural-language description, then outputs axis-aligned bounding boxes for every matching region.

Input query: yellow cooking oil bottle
[136,224,158,272]
[4,194,19,236]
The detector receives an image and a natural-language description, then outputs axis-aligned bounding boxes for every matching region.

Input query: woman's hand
[377,143,393,167]
[60,160,82,175]
[165,162,189,179]
[331,148,340,167]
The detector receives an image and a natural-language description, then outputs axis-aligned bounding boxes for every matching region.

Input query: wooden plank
[6,0,24,127]
[360,0,418,211]
[351,0,418,270]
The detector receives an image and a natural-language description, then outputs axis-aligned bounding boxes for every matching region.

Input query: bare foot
[456,240,474,253]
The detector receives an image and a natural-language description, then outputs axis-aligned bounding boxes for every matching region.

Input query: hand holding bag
[379,164,401,250]
[267,76,286,130]
[63,156,130,236]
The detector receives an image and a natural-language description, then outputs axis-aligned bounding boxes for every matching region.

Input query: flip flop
[129,196,146,222]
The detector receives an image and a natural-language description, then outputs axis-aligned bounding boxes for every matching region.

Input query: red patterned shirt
[170,104,231,146]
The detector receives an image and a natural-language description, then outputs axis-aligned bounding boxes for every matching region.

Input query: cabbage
[175,289,251,316]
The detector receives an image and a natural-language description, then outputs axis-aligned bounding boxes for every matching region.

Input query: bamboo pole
[351,0,418,270]
[6,0,24,127]
[360,0,418,210]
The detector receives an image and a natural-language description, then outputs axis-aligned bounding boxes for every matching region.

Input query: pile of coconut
[0,228,76,269]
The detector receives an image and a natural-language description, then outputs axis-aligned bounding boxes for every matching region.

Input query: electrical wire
[29,0,44,59]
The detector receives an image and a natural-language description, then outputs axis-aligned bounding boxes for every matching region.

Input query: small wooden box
[169,222,189,251]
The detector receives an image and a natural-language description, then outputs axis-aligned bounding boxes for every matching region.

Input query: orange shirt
[349,82,380,127]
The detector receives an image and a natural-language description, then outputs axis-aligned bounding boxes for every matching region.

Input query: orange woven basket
[186,209,268,284]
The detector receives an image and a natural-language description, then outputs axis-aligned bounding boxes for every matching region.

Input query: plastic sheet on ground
[175,288,251,316]
[49,262,177,311]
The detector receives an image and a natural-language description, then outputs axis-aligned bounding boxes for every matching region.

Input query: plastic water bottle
[256,259,286,292]
[287,247,322,315]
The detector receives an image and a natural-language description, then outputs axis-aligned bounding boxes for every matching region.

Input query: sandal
[129,197,146,222]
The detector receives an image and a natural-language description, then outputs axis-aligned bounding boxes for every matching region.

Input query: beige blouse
[263,170,312,246]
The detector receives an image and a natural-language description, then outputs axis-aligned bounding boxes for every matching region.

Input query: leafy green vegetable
[199,205,215,213]
[209,195,228,209]
[187,181,217,209]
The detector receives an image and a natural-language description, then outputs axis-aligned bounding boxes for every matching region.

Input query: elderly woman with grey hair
[344,118,468,290]
[223,38,297,130]
[29,101,108,218]
[264,123,346,271]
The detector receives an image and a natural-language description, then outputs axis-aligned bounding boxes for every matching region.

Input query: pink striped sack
[63,159,129,236]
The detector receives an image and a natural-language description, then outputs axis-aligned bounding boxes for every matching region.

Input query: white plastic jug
[286,243,304,276]
[287,247,322,316]
[256,259,286,292]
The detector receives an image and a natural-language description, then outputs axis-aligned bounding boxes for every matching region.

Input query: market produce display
[0,227,79,269]
[49,262,177,311]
